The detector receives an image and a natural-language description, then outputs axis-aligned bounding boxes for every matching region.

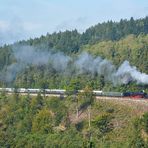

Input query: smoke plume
[3,45,71,82]
[74,52,148,85]
[2,45,148,85]
[115,61,148,84]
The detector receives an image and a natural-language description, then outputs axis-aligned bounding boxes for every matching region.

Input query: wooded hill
[0,17,148,148]
[0,17,148,91]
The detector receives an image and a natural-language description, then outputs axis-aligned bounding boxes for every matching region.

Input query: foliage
[32,108,53,134]
[0,94,148,147]
[129,117,148,148]
[78,86,94,111]
[83,34,148,73]
[92,113,113,134]
[142,112,148,134]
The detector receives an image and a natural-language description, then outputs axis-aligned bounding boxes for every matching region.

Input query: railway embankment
[96,96,148,113]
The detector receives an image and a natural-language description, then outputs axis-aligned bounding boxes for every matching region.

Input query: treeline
[0,16,148,63]
[17,16,148,53]
[81,17,148,44]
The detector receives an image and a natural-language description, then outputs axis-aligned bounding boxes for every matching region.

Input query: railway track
[5,92,148,103]
[1,88,147,104]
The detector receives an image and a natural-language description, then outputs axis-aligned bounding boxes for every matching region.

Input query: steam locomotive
[122,92,148,99]
[0,88,147,99]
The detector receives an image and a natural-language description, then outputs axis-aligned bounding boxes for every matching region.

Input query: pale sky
[0,0,148,45]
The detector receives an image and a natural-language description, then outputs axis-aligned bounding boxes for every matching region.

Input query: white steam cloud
[74,52,116,81]
[3,45,71,82]
[116,61,148,84]
[1,45,148,85]
[75,52,148,85]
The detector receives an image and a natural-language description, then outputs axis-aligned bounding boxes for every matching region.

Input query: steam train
[0,88,147,99]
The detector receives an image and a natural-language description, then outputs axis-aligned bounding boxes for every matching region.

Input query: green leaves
[32,108,53,134]
[92,113,113,134]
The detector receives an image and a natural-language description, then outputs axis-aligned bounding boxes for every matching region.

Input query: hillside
[82,34,148,73]
[0,91,148,147]
[0,17,147,92]
[1,1,148,147]
[9,34,148,93]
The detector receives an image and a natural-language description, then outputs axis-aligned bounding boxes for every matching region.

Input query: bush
[75,121,84,131]
[92,113,113,134]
